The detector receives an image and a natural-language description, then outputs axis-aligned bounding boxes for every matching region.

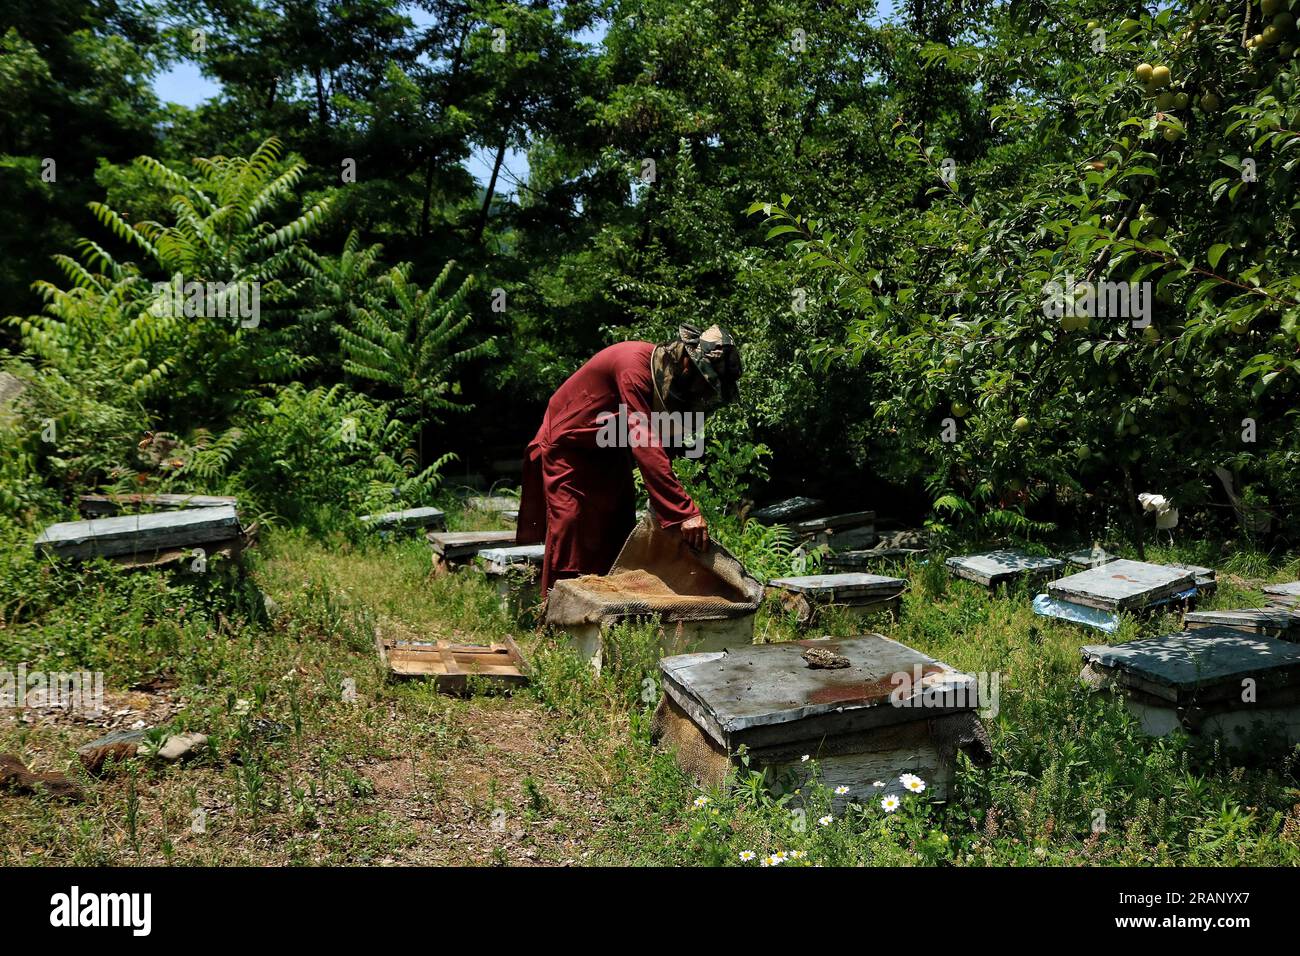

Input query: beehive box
[466,495,520,513]
[79,493,238,516]
[766,573,906,627]
[749,497,824,525]
[545,513,763,672]
[1263,582,1300,608]
[1169,563,1217,597]
[1185,608,1299,639]
[1048,559,1194,612]
[360,506,446,532]
[426,530,518,573]
[826,548,926,571]
[476,544,544,617]
[653,635,991,806]
[1080,627,1300,744]
[34,506,243,562]
[1065,547,1120,569]
[946,550,1064,588]
[793,511,876,552]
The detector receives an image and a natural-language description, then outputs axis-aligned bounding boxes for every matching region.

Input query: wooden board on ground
[426,530,517,561]
[376,633,529,691]
[749,496,825,525]
[1047,559,1194,612]
[34,505,242,561]
[655,635,990,804]
[360,506,446,531]
[79,493,238,516]
[946,550,1064,588]
[1185,608,1299,639]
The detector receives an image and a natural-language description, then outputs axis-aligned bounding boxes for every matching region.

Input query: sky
[151,3,898,190]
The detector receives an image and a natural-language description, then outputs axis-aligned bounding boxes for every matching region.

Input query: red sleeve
[616,367,700,528]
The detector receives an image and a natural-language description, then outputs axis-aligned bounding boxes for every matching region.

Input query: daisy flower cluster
[882,774,926,811]
[744,849,807,866]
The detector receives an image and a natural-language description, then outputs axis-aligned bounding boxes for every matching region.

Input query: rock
[77,728,147,774]
[156,732,208,762]
[802,646,850,669]
[0,753,82,801]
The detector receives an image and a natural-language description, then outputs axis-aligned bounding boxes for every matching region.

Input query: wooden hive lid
[659,634,978,750]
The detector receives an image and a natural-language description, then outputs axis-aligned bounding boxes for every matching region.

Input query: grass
[2,511,1300,866]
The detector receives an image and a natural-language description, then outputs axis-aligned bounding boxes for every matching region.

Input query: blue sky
[151,3,897,189]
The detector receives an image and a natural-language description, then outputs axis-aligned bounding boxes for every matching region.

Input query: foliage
[337,260,495,426]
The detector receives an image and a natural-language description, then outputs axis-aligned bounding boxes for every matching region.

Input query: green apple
[1013,415,1031,433]
[1200,92,1221,111]
[952,401,969,417]
[1151,64,1171,87]
[1135,62,1154,83]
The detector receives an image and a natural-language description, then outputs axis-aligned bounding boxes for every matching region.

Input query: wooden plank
[79,493,238,516]
[426,530,517,560]
[359,506,446,530]
[749,497,825,525]
[34,505,241,561]
[946,550,1064,588]
[380,636,529,690]
[1048,559,1193,612]
[659,634,978,750]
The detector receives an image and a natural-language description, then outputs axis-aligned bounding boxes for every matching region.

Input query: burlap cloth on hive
[544,512,764,626]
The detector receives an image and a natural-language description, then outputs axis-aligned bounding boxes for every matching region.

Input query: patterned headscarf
[652,324,741,413]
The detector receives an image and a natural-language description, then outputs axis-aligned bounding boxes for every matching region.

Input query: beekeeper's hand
[681,514,710,551]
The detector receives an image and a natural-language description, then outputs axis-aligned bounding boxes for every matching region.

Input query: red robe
[516,341,700,593]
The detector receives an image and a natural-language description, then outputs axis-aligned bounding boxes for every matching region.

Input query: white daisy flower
[903,776,926,793]
[693,795,709,809]
[834,785,850,795]
[817,814,833,827]
[739,850,756,862]
[872,780,886,787]
[881,795,901,812]
[800,754,810,762]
